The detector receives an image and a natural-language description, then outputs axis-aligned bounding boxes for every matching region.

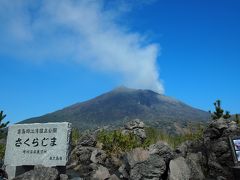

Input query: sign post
[229,136,240,180]
[4,122,72,179]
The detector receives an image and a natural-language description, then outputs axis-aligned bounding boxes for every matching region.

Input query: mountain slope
[20,87,210,132]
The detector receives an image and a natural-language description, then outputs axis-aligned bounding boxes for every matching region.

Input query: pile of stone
[10,118,240,180]
[121,119,146,141]
[202,118,239,179]
[173,117,240,180]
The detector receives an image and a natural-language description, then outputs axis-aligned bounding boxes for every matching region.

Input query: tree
[210,100,231,120]
[0,110,9,129]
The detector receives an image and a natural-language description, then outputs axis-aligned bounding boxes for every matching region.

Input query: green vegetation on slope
[96,124,204,155]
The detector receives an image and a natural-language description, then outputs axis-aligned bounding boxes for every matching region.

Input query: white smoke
[0,0,164,93]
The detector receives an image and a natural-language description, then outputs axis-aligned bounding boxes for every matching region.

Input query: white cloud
[0,0,164,93]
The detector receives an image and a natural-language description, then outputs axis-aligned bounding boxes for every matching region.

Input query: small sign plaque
[229,136,240,165]
[4,122,71,166]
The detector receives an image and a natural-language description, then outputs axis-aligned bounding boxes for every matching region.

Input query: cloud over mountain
[0,0,164,93]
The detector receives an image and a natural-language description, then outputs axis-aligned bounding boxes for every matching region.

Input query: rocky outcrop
[176,118,240,180]
[9,119,240,180]
[78,134,97,147]
[123,142,174,180]
[122,119,146,141]
[202,118,240,179]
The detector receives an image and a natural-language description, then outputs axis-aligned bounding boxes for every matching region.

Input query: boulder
[126,148,149,168]
[168,157,191,180]
[211,138,229,157]
[126,147,167,180]
[109,174,120,180]
[122,119,146,141]
[78,134,97,147]
[70,146,96,165]
[104,154,123,174]
[124,119,145,130]
[90,149,107,164]
[90,165,110,180]
[210,118,228,131]
[175,141,192,157]
[186,153,205,180]
[13,165,59,180]
[148,141,174,162]
[60,174,69,180]
[204,127,221,140]
[195,118,240,179]
[130,154,166,180]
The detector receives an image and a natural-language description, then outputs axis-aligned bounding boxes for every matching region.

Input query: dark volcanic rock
[122,119,146,141]
[168,157,191,180]
[130,154,166,180]
[125,143,174,180]
[184,118,240,180]
[148,141,174,162]
[13,165,59,180]
[78,134,97,147]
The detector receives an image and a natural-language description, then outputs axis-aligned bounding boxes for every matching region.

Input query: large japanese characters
[4,122,71,166]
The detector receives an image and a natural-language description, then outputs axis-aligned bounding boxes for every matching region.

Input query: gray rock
[104,155,122,174]
[13,165,59,180]
[122,120,147,141]
[90,149,107,164]
[118,164,129,179]
[200,119,238,179]
[70,146,96,165]
[211,139,229,157]
[122,129,146,141]
[204,127,221,140]
[60,174,69,180]
[148,141,174,162]
[175,141,191,157]
[126,148,149,168]
[186,153,205,180]
[90,165,110,180]
[168,157,191,180]
[130,154,166,180]
[124,119,145,130]
[210,118,228,131]
[109,174,120,180]
[132,128,146,139]
[208,161,228,177]
[228,121,238,131]
[78,134,97,147]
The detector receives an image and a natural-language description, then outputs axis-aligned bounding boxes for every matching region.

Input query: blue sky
[0,0,239,124]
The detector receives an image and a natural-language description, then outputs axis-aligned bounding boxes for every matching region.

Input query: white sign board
[4,122,71,166]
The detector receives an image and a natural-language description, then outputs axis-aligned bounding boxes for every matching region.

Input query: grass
[97,130,141,154]
[96,123,204,154]
[144,124,204,148]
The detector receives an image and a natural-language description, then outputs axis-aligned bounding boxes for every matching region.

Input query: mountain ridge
[20,87,210,132]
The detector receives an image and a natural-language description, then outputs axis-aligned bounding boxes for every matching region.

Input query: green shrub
[96,123,204,154]
[143,124,204,149]
[97,130,141,154]
[71,128,81,146]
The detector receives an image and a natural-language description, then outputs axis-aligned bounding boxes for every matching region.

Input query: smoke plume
[0,0,164,93]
